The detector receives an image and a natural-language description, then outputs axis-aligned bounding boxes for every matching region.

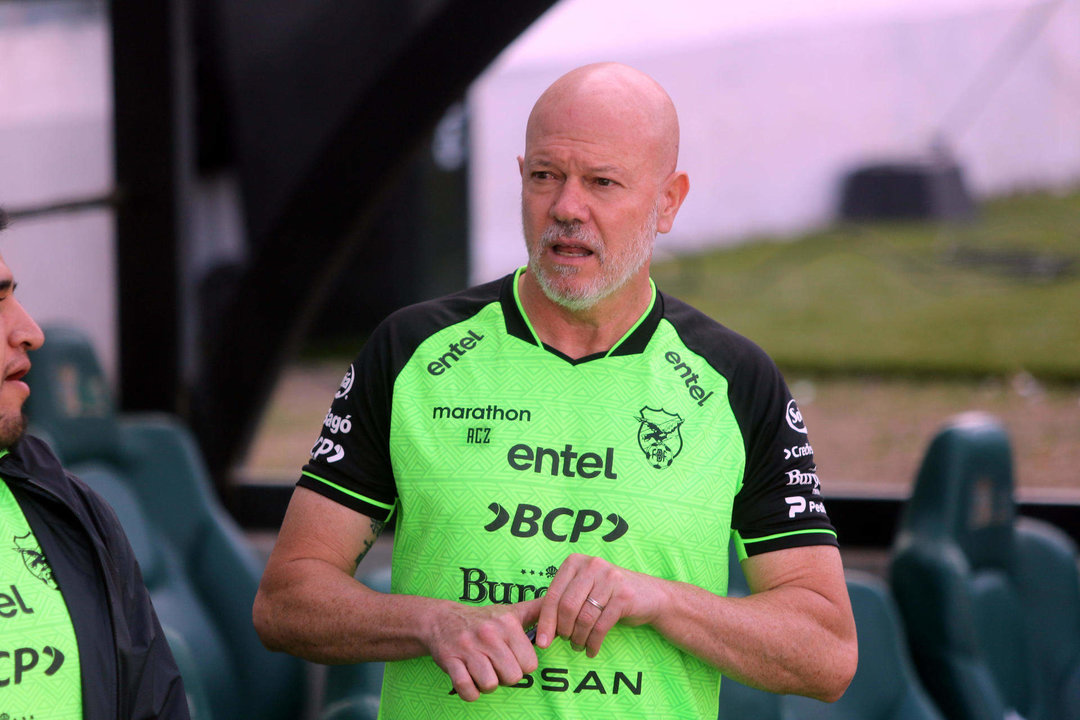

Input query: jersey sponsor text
[432,404,532,422]
[507,443,617,479]
[664,351,715,406]
[483,503,629,543]
[426,329,485,376]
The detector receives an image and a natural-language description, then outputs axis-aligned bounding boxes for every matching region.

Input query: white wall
[468,0,1080,284]
[0,6,117,379]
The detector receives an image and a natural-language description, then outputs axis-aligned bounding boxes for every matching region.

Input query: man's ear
[656,171,690,234]
[517,156,525,178]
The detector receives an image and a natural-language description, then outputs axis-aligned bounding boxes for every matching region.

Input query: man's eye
[595,177,615,187]
[532,171,552,180]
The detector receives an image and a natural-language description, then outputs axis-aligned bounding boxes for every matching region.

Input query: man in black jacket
[0,209,190,719]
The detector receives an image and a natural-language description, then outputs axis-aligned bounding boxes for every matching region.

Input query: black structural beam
[191,0,557,488]
[111,0,189,414]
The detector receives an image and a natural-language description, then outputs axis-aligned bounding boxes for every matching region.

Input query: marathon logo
[432,404,532,422]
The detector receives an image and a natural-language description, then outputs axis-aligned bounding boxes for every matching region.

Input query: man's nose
[12,300,44,351]
[550,178,589,224]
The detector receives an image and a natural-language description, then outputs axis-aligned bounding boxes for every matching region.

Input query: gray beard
[525,205,657,312]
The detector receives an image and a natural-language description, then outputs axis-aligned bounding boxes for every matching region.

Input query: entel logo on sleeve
[785,399,808,434]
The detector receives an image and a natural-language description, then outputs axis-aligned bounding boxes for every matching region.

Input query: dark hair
[0,207,7,232]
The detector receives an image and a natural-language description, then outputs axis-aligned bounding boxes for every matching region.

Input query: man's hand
[427,598,543,702]
[534,553,668,658]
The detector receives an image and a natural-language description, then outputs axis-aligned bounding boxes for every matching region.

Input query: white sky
[494,0,1041,70]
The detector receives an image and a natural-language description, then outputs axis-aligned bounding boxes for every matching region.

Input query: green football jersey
[0,475,82,719]
[300,269,836,719]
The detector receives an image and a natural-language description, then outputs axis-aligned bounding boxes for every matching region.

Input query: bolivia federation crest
[637,407,684,469]
[13,532,58,589]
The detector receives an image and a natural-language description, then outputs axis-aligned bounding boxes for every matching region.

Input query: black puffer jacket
[0,435,190,720]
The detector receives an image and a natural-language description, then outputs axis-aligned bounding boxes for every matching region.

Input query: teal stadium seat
[24,325,307,720]
[784,570,945,720]
[889,413,1080,720]
[720,543,943,720]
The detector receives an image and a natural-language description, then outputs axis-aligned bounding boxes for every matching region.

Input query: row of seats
[24,326,1080,720]
[24,327,307,720]
[714,412,1080,720]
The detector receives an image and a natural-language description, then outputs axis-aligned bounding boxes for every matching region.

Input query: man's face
[518,103,665,311]
[0,253,45,447]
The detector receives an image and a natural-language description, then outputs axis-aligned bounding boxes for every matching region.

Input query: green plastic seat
[889,413,1080,720]
[24,324,308,720]
[785,570,944,720]
[721,542,942,720]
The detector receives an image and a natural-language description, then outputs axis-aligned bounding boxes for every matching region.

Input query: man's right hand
[426,597,542,702]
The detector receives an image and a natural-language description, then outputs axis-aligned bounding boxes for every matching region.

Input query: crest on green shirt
[636,407,684,469]
[13,532,58,590]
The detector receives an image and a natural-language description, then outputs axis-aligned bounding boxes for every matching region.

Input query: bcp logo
[484,503,628,543]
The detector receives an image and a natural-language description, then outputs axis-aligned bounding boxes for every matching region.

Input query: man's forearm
[649,577,857,702]
[253,557,442,664]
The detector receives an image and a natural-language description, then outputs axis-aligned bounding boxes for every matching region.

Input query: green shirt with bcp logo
[0,471,82,720]
[300,268,836,719]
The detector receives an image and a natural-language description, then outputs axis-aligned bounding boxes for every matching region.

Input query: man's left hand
[534,553,668,658]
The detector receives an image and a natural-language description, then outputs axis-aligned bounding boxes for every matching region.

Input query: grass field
[242,189,1080,495]
[651,189,1080,381]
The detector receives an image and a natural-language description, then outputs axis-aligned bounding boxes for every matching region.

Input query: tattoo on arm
[355,518,387,565]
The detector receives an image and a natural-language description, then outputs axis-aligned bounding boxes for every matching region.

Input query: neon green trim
[604,278,656,358]
[301,471,395,511]
[0,448,8,460]
[512,266,657,357]
[741,528,838,545]
[732,530,748,562]
[511,267,543,347]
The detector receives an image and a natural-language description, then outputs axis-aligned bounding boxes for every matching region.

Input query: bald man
[255,64,857,719]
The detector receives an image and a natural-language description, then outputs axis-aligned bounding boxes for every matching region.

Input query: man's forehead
[526,67,679,174]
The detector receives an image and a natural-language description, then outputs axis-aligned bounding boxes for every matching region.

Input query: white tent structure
[467,0,1080,284]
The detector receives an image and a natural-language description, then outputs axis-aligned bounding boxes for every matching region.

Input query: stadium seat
[24,325,308,720]
[889,413,1080,720]
[721,542,943,720]
[784,570,945,720]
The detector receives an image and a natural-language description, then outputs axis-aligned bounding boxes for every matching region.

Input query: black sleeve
[727,344,838,556]
[297,317,400,521]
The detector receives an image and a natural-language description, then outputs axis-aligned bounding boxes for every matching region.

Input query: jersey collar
[501,267,662,364]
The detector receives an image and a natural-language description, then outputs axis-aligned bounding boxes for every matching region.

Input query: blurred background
[1,0,1078,520]
[4,3,1079,718]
